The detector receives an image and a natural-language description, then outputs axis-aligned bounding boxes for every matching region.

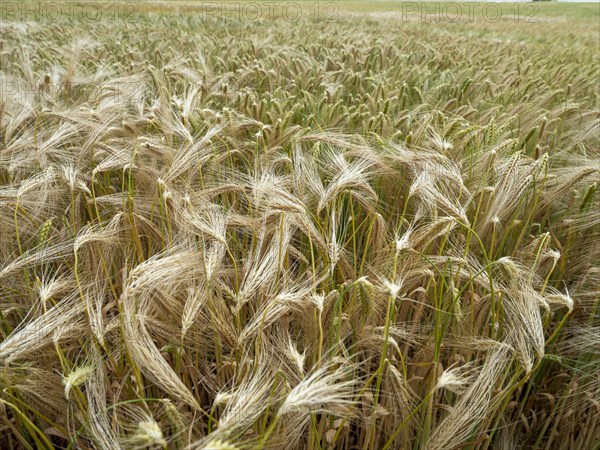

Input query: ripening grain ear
[181,284,207,339]
[0,294,85,364]
[83,348,123,450]
[210,355,279,441]
[121,249,204,410]
[277,363,359,420]
[426,345,512,450]
[317,151,377,214]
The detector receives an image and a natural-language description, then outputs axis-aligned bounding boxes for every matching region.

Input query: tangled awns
[0,3,599,450]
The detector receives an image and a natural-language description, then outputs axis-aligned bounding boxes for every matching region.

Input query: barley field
[0,2,599,449]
